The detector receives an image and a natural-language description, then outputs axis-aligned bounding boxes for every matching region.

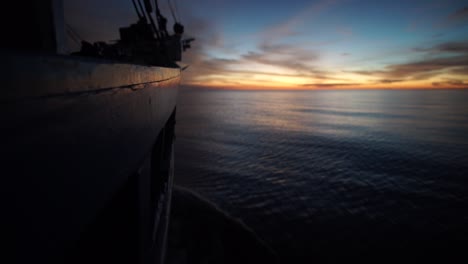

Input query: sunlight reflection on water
[175,88,468,262]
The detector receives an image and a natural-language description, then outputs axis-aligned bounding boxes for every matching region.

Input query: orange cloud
[181,5,468,90]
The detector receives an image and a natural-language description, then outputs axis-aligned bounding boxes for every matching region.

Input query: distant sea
[174,88,468,262]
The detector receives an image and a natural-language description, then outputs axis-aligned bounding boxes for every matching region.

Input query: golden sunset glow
[185,69,468,90]
[178,1,468,90]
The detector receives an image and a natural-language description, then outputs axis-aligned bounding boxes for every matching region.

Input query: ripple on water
[175,89,468,262]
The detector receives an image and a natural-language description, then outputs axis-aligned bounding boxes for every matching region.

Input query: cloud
[443,6,468,27]
[434,6,468,28]
[350,41,468,82]
[436,42,468,53]
[301,83,359,88]
[346,70,386,76]
[378,79,405,84]
[182,0,349,87]
[182,53,237,83]
[181,1,468,89]
[448,67,468,75]
[432,79,468,88]
[385,55,468,78]
[260,0,337,42]
[413,41,468,54]
[242,43,319,74]
[177,9,243,84]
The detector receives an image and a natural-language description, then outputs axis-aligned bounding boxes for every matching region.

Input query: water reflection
[175,88,468,263]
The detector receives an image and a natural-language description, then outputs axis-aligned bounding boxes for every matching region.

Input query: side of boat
[4,52,179,264]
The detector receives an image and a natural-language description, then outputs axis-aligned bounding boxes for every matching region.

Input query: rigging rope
[131,0,143,19]
[167,0,178,22]
[173,0,181,23]
[143,0,162,39]
[136,0,148,21]
[66,24,83,46]
[154,0,169,37]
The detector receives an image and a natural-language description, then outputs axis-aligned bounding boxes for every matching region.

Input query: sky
[65,0,468,89]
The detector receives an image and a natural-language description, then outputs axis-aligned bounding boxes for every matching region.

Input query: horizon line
[181,83,468,91]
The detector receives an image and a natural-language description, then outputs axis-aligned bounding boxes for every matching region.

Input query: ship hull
[3,53,179,263]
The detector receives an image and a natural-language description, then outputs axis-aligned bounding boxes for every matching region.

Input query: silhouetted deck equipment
[4,1,188,263]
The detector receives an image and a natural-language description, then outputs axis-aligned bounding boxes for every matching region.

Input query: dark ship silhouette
[4,0,192,263]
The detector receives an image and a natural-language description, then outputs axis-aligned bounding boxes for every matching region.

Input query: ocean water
[174,88,468,262]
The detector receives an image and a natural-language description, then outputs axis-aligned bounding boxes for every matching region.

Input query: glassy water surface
[174,88,468,262]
